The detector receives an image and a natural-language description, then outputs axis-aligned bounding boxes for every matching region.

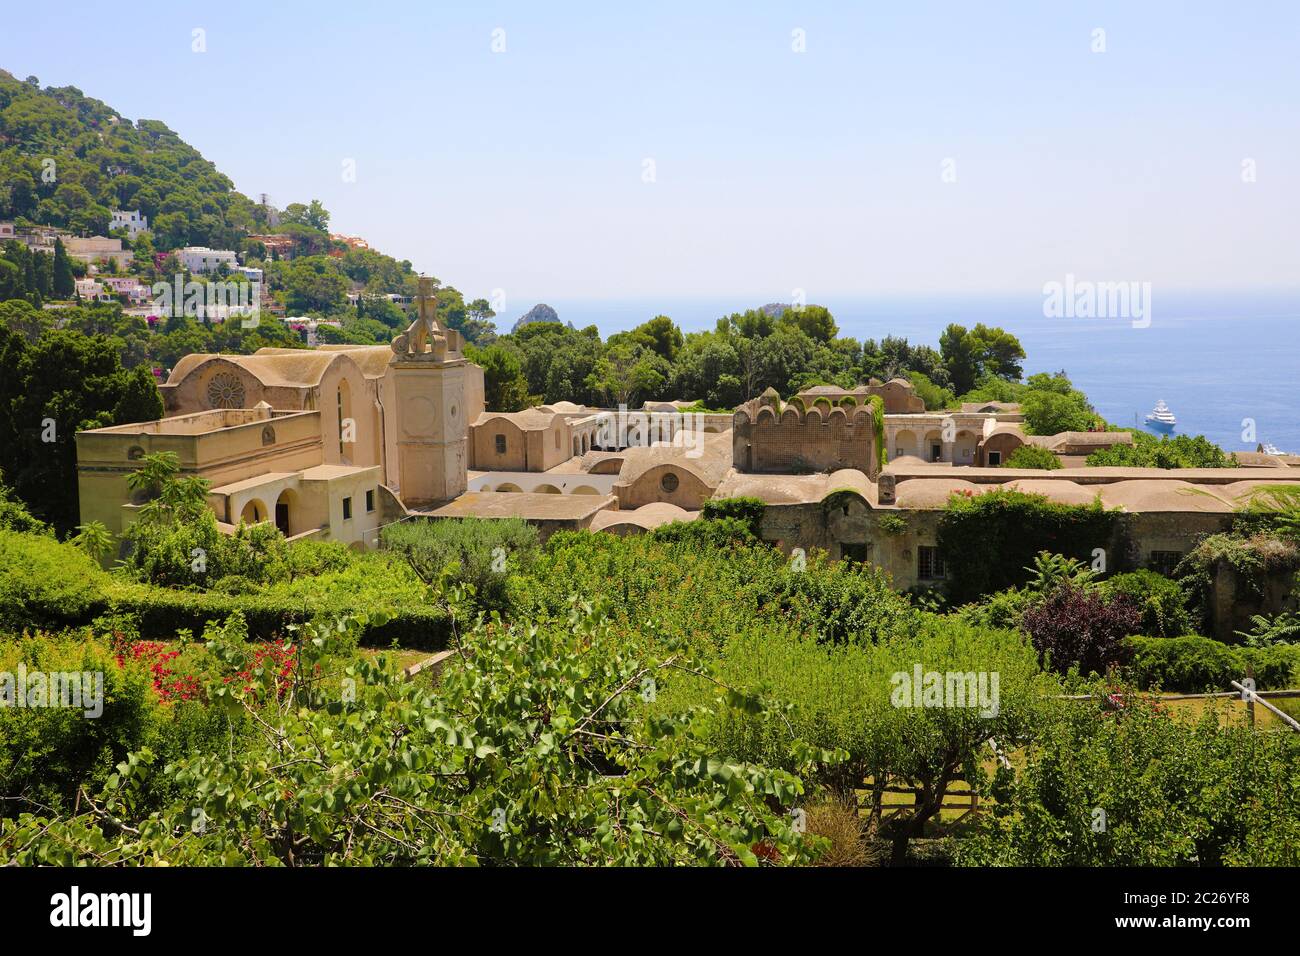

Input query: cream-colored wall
[471,417,573,473]
[209,466,383,547]
[75,411,325,536]
[616,464,712,510]
[473,420,529,471]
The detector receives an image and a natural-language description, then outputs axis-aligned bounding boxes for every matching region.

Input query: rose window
[207,372,246,409]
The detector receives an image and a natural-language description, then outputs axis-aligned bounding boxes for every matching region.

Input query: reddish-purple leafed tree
[1022,584,1140,677]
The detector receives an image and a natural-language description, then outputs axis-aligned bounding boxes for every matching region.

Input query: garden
[2,458,1300,866]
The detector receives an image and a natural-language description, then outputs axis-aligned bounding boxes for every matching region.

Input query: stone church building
[76,280,484,547]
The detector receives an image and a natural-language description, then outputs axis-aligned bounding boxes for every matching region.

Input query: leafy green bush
[382,517,538,614]
[650,516,756,547]
[953,587,1034,630]
[700,496,765,536]
[0,633,153,816]
[0,631,233,818]
[1086,431,1237,469]
[1101,570,1192,638]
[1174,532,1300,632]
[1,607,817,866]
[104,574,451,649]
[959,694,1300,865]
[1124,635,1299,692]
[0,474,49,535]
[0,530,109,632]
[1003,445,1062,470]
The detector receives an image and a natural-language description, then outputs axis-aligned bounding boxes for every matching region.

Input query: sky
[3,1,1298,311]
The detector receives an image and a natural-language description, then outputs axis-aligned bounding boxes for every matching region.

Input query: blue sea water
[535,290,1300,456]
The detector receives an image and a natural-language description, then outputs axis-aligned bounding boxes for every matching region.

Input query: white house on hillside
[110,210,149,238]
[178,246,239,273]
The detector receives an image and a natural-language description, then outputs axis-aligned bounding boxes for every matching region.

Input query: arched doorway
[240,499,268,525]
[275,489,297,536]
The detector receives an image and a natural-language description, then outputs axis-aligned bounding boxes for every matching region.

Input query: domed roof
[893,479,981,509]
[1095,480,1233,513]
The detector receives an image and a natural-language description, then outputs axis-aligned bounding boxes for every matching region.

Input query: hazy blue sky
[4,1,1297,308]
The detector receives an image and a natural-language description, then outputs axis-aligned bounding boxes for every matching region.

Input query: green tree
[51,238,75,298]
[281,199,330,232]
[467,343,533,412]
[585,343,667,407]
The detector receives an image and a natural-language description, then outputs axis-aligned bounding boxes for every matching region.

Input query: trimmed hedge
[0,529,451,649]
[1125,635,1300,692]
[0,530,111,632]
[103,581,452,650]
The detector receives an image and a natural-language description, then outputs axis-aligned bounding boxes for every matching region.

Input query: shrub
[959,695,1300,865]
[1021,584,1140,678]
[275,539,358,578]
[0,530,109,632]
[954,587,1034,630]
[382,517,539,614]
[1174,532,1300,631]
[805,799,877,866]
[2,607,817,866]
[104,577,452,649]
[876,513,908,536]
[1086,432,1237,469]
[650,515,756,547]
[1124,635,1299,692]
[1003,445,1062,470]
[1101,570,1193,638]
[0,475,49,535]
[700,496,765,537]
[0,633,152,816]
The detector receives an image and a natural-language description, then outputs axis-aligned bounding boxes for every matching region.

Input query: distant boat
[1144,399,1177,433]
[1261,442,1285,456]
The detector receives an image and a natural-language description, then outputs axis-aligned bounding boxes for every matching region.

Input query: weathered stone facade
[733,389,880,477]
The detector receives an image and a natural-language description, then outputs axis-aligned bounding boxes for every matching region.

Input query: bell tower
[388,277,471,507]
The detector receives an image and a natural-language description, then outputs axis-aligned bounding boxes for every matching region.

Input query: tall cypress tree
[52,237,75,298]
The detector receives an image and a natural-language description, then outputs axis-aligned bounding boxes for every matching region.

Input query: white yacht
[1144,399,1176,433]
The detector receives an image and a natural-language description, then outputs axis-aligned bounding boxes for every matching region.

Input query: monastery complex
[76,283,1300,596]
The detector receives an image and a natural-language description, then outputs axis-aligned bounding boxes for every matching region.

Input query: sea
[535,290,1300,456]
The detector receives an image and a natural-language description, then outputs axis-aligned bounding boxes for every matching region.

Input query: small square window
[918,545,946,580]
[987,451,1002,466]
[366,490,375,513]
[495,434,507,454]
[1150,550,1182,576]
[342,496,352,520]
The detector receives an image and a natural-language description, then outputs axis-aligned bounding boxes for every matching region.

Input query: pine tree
[52,237,75,298]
